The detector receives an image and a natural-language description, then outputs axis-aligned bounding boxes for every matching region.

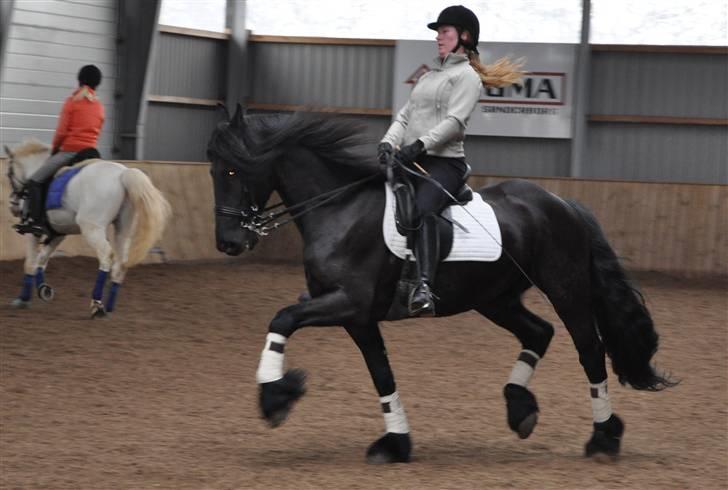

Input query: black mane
[208,112,377,178]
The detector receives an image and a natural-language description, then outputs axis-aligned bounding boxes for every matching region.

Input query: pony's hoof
[366,433,412,464]
[259,369,306,427]
[90,300,106,318]
[585,414,624,461]
[37,283,54,302]
[10,298,31,309]
[504,383,539,439]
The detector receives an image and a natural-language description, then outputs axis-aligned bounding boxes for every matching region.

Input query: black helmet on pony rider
[427,5,480,54]
[77,64,102,89]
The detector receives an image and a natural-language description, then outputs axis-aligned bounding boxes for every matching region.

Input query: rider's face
[436,25,462,58]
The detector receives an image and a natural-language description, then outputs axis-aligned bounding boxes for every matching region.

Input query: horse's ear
[216,103,231,121]
[230,103,245,129]
[3,145,13,159]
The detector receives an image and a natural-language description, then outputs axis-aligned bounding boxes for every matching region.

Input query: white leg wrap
[590,380,612,423]
[380,391,409,434]
[507,350,540,387]
[256,333,287,384]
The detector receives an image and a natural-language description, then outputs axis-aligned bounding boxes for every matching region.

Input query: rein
[215,173,380,236]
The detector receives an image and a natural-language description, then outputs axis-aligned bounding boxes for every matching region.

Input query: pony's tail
[567,200,677,391]
[120,168,172,267]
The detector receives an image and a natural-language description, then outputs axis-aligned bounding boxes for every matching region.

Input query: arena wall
[1,159,725,277]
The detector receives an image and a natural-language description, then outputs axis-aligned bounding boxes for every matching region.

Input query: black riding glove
[396,139,426,165]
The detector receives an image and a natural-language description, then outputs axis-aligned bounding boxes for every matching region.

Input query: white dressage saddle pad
[382,183,503,262]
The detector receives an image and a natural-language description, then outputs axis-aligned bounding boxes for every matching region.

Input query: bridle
[214,173,379,236]
[6,159,26,208]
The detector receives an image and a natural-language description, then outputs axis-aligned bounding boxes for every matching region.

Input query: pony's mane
[12,138,50,158]
[208,112,376,177]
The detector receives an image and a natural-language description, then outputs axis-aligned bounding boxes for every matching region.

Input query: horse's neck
[274,156,382,240]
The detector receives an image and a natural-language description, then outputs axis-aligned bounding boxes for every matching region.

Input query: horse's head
[4,140,50,217]
[207,104,272,255]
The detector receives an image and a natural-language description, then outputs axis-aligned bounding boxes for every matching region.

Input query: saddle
[391,162,473,254]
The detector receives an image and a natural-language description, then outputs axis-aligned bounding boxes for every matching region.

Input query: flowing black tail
[567,200,676,391]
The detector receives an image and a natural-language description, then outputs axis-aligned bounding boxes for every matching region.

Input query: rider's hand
[377,142,394,178]
[377,142,393,167]
[395,139,425,165]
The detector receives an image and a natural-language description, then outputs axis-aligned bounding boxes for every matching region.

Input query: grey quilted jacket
[381,52,482,158]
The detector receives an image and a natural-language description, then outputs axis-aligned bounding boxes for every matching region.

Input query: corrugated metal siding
[465,137,571,177]
[0,0,117,157]
[585,123,728,183]
[250,43,393,109]
[590,51,728,119]
[149,32,227,100]
[143,104,221,161]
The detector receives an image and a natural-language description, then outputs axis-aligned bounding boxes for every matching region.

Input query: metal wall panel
[465,137,572,177]
[250,43,393,109]
[590,51,728,119]
[143,104,222,161]
[0,0,117,157]
[585,123,728,183]
[149,33,227,100]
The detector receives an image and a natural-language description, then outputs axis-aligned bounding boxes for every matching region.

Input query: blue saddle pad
[46,167,83,210]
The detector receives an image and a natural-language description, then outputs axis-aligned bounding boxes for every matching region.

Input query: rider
[15,64,105,237]
[378,5,521,316]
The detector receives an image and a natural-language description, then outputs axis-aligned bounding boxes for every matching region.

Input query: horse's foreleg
[12,235,40,307]
[78,221,113,317]
[345,322,411,464]
[33,236,65,302]
[478,296,554,439]
[257,289,359,427]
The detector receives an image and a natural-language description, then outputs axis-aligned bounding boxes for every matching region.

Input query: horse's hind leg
[78,221,113,317]
[345,322,411,464]
[477,294,554,439]
[549,288,624,461]
[106,205,134,313]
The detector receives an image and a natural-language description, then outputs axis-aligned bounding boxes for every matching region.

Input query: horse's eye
[228,169,236,176]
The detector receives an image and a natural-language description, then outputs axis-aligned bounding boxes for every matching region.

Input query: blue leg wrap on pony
[106,282,121,312]
[35,267,45,287]
[20,274,33,301]
[92,270,108,301]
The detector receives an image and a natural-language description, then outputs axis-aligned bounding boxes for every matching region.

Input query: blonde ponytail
[467,51,525,88]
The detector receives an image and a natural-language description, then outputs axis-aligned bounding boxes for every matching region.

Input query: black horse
[207,105,674,464]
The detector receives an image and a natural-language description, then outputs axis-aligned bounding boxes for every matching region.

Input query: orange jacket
[52,85,105,152]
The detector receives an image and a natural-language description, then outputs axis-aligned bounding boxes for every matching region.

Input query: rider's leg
[408,156,467,316]
[16,152,74,236]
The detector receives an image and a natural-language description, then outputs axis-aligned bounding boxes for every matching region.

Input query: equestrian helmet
[78,64,102,89]
[427,5,480,54]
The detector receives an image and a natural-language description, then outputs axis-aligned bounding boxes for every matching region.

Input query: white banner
[392,41,577,139]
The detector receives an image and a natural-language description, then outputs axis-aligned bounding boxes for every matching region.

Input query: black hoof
[259,369,306,428]
[585,414,624,461]
[504,383,540,439]
[366,432,412,464]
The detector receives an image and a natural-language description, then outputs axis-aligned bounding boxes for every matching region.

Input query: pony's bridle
[214,174,379,236]
[6,160,25,208]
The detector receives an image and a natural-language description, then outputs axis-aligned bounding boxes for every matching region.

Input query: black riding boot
[14,180,47,237]
[409,214,439,317]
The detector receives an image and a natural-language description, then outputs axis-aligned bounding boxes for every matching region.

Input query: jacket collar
[431,52,469,70]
